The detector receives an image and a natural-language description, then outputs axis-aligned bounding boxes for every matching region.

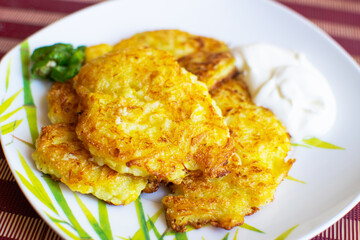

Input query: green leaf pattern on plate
[274,224,299,240]
[233,228,239,240]
[5,58,11,92]
[52,221,82,240]
[122,203,164,240]
[289,137,345,185]
[175,232,188,240]
[16,150,92,239]
[134,197,151,240]
[0,106,23,123]
[148,210,166,239]
[20,41,39,144]
[302,138,345,150]
[99,200,113,240]
[239,223,265,233]
[286,175,306,184]
[221,232,230,240]
[43,177,91,239]
[293,137,345,150]
[74,193,109,240]
[1,119,23,135]
[0,77,23,136]
[10,134,35,149]
[147,214,162,239]
[291,143,311,148]
[16,150,58,213]
[0,89,22,116]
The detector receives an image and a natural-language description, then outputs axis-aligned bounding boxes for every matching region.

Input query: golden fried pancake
[73,48,234,184]
[210,73,251,114]
[162,76,294,231]
[46,82,161,193]
[47,81,78,124]
[113,30,229,59]
[113,30,236,89]
[32,123,147,205]
[163,162,278,232]
[211,77,293,183]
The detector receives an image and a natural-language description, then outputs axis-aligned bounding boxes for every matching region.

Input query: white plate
[1,0,360,239]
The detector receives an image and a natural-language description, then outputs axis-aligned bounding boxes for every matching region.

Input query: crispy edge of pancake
[210,73,252,114]
[224,102,294,183]
[177,51,236,90]
[47,81,79,124]
[46,81,161,193]
[113,29,230,59]
[73,47,234,183]
[85,43,113,63]
[163,161,278,232]
[113,29,236,89]
[32,123,148,205]
[211,75,293,182]
[162,76,295,231]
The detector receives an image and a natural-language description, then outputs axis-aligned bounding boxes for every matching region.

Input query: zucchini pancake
[86,29,237,90]
[33,123,148,205]
[35,82,160,205]
[73,47,234,184]
[163,75,294,231]
[32,30,294,233]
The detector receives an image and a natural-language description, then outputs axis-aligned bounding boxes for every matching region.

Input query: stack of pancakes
[32,30,294,232]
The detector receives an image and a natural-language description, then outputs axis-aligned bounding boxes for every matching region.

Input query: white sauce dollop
[232,43,336,141]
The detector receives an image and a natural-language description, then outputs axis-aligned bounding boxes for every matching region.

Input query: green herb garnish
[30,43,86,82]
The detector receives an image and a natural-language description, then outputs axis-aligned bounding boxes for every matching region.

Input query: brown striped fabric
[0,156,15,182]
[278,0,360,65]
[0,0,359,239]
[0,212,62,240]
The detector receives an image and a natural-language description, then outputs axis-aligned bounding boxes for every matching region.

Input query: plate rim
[0,0,360,239]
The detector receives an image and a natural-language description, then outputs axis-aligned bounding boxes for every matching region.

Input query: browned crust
[47,81,79,124]
[73,48,234,183]
[113,30,237,90]
[32,123,148,205]
[162,162,280,232]
[142,177,161,193]
[162,74,294,232]
[178,51,237,90]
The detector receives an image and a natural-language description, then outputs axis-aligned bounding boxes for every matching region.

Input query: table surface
[0,0,359,239]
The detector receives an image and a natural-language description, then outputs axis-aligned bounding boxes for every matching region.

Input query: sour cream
[232,43,336,141]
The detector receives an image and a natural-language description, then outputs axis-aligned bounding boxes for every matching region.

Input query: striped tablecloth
[0,0,359,239]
